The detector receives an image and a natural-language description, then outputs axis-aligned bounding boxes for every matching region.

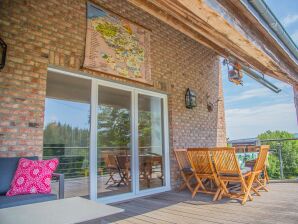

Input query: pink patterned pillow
[6,158,59,196]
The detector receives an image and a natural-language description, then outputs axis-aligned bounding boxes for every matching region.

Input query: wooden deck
[101,183,298,224]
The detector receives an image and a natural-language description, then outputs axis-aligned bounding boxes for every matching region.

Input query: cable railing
[44,140,298,181]
[43,145,163,178]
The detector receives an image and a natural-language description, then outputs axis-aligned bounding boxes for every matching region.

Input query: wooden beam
[127,0,298,85]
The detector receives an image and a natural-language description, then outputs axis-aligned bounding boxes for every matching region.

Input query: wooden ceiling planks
[127,0,298,85]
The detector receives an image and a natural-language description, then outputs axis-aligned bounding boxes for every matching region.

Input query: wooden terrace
[101,183,298,224]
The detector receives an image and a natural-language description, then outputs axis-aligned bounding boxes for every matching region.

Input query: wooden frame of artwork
[84,2,152,85]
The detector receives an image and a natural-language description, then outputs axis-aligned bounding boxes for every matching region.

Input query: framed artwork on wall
[83,2,152,84]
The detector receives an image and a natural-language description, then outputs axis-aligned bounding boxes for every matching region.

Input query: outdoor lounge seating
[0,157,64,209]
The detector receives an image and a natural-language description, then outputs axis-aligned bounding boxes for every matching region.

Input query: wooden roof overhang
[128,0,298,85]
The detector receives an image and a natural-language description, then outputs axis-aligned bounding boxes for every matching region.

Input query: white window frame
[47,67,170,204]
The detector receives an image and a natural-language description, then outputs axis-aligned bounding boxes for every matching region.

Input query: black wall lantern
[185,88,197,109]
[0,37,7,70]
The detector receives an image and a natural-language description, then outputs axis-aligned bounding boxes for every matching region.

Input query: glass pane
[97,85,132,197]
[44,72,91,198]
[138,94,164,190]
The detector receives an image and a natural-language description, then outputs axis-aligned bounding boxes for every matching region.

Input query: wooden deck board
[101,183,298,224]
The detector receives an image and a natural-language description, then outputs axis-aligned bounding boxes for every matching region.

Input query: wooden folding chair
[244,146,270,192]
[187,148,221,200]
[104,154,120,185]
[211,147,253,205]
[174,149,195,193]
[116,155,131,187]
[247,145,270,195]
[260,148,270,187]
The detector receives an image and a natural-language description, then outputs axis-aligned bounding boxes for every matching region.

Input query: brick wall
[0,0,226,186]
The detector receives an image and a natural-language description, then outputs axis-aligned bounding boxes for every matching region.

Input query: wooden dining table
[115,154,163,187]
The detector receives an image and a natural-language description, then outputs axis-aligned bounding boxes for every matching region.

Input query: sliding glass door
[95,86,168,201]
[97,85,133,198]
[45,68,169,203]
[138,94,165,191]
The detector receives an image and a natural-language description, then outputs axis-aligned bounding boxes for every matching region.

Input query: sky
[223,0,298,140]
[44,98,90,129]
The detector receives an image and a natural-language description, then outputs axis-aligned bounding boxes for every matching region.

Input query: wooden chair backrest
[187,148,214,175]
[116,155,130,170]
[211,147,241,176]
[253,145,269,173]
[106,154,118,168]
[174,149,191,171]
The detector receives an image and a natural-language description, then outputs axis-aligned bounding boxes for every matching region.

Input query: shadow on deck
[101,183,298,224]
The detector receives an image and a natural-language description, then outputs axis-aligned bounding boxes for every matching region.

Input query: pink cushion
[6,158,59,196]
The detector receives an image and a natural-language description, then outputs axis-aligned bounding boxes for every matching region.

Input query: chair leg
[117,169,128,186]
[105,170,116,185]
[186,175,194,193]
[180,173,194,193]
[251,186,261,196]
[178,182,187,191]
[242,174,255,205]
[212,174,221,201]
[191,175,205,198]
[213,188,221,201]
[255,178,269,192]
[217,180,229,200]
[192,184,200,198]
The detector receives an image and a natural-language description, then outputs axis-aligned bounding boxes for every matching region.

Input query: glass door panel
[97,85,132,198]
[44,72,91,198]
[138,94,164,190]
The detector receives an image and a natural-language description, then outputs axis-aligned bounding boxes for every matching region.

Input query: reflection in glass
[97,86,132,197]
[138,94,164,190]
[43,72,91,198]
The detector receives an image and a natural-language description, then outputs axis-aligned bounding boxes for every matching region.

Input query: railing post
[278,142,284,179]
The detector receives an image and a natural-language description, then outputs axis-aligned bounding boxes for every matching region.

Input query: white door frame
[47,67,170,204]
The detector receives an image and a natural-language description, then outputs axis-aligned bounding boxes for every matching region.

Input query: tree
[97,105,153,148]
[97,106,131,147]
[258,130,298,179]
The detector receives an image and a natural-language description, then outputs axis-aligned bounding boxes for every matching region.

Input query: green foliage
[43,122,90,178]
[258,130,298,179]
[97,106,131,147]
[44,122,89,147]
[97,105,152,148]
[138,111,153,147]
[266,154,280,179]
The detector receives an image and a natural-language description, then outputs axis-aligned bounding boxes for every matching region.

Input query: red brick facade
[0,0,226,186]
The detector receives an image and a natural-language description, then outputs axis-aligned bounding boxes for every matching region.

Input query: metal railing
[43,146,89,178]
[44,140,298,181]
[43,145,162,179]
